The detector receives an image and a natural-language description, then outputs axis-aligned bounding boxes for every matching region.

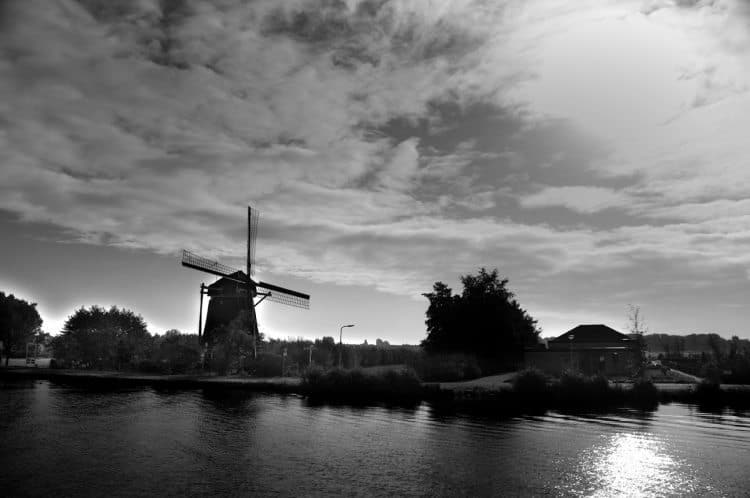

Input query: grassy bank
[4,367,750,412]
[301,367,423,404]
[435,369,750,413]
[0,367,302,393]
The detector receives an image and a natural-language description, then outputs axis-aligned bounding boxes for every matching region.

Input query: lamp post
[569,334,575,372]
[339,324,354,368]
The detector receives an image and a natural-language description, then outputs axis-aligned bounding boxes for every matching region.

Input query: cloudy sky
[2,0,750,343]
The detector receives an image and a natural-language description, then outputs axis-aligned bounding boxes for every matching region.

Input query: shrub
[301,367,423,403]
[553,372,621,408]
[630,378,659,408]
[410,353,482,382]
[694,380,723,405]
[513,369,548,397]
[243,353,284,377]
[136,359,168,374]
[699,363,722,384]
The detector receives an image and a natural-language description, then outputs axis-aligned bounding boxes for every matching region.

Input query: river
[1,379,749,496]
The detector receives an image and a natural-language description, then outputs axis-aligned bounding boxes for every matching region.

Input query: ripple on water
[2,381,750,497]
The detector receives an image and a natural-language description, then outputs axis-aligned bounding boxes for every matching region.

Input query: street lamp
[339,324,355,368]
[569,334,575,372]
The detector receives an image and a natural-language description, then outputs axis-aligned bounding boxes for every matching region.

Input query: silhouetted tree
[421,268,540,364]
[210,311,254,374]
[626,304,648,362]
[55,306,150,368]
[730,335,741,360]
[151,330,201,373]
[0,292,43,366]
[707,333,723,361]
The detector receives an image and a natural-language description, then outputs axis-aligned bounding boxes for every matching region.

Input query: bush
[630,378,659,407]
[694,380,723,405]
[410,353,482,382]
[136,359,169,374]
[513,369,548,396]
[553,372,621,408]
[699,363,722,384]
[243,353,284,377]
[301,367,422,403]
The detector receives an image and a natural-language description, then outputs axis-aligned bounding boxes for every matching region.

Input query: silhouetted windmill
[181,206,309,357]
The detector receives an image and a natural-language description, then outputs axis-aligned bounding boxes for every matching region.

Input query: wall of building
[525,349,638,376]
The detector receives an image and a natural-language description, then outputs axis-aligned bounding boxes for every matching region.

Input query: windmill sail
[257,281,310,309]
[181,250,243,281]
[247,207,259,277]
[181,205,309,353]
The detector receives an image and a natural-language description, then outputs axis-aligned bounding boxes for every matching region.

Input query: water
[2,380,749,497]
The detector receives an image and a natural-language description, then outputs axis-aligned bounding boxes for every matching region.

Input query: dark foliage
[553,372,619,409]
[409,352,482,382]
[421,268,539,365]
[0,292,43,366]
[53,305,150,369]
[151,330,201,374]
[630,378,659,408]
[301,366,423,403]
[243,353,285,377]
[513,368,548,397]
[210,326,253,375]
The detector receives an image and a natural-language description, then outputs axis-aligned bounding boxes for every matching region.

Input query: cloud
[519,186,632,214]
[2,0,750,342]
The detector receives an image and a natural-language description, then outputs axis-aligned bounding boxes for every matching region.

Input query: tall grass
[508,370,663,411]
[409,353,482,382]
[302,366,423,403]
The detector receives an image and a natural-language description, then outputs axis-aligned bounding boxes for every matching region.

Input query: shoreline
[3,367,750,410]
[0,367,302,393]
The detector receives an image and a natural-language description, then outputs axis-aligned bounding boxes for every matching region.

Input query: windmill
[181,206,309,357]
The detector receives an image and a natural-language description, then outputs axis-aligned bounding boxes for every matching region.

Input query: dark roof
[207,271,247,290]
[550,324,633,344]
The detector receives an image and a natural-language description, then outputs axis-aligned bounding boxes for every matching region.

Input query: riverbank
[3,367,750,410]
[0,368,302,392]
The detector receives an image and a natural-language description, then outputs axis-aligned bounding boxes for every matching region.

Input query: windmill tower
[181,206,309,357]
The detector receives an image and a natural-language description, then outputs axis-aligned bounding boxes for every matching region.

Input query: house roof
[550,324,634,344]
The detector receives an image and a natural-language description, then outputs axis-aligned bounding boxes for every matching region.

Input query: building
[525,324,641,376]
[202,271,251,343]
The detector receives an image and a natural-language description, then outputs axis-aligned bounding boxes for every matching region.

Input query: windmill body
[181,207,309,356]
[201,271,255,345]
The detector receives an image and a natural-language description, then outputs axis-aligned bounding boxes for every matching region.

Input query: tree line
[10,267,747,382]
[0,269,544,378]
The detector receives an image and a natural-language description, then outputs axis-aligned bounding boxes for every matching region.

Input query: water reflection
[584,434,680,496]
[2,382,750,497]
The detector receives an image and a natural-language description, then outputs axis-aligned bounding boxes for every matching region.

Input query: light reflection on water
[569,433,690,497]
[1,380,749,496]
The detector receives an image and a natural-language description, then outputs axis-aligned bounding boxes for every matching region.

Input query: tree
[152,330,201,373]
[55,305,150,369]
[626,304,647,363]
[707,333,723,361]
[421,268,540,364]
[210,311,254,374]
[626,304,648,335]
[0,292,43,366]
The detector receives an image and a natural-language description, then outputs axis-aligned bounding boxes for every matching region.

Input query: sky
[1,0,750,343]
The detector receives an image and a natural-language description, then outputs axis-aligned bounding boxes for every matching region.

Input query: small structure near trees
[525,324,640,376]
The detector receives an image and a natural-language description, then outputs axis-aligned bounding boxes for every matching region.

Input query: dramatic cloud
[2,0,750,338]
